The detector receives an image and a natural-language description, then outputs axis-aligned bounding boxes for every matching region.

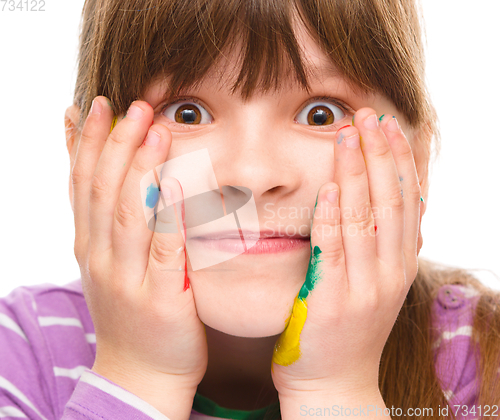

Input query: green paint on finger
[298,245,323,300]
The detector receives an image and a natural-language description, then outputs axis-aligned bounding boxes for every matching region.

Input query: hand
[271,108,424,399]
[71,97,207,417]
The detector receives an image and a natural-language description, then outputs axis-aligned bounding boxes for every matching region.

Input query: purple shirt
[0,279,481,420]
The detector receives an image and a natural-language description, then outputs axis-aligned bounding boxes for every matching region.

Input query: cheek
[295,141,335,183]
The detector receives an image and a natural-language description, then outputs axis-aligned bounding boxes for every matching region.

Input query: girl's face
[72,22,420,338]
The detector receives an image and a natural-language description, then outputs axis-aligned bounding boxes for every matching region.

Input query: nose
[212,110,302,201]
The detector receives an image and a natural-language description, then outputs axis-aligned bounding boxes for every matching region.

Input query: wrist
[279,387,389,420]
[91,363,198,420]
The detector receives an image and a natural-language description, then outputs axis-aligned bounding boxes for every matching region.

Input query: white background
[0,0,499,297]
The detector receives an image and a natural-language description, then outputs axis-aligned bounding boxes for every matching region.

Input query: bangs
[149,0,316,103]
[82,0,322,119]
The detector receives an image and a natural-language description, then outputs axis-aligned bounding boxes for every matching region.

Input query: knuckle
[107,131,129,147]
[71,165,89,187]
[386,191,405,212]
[408,182,422,202]
[114,198,139,230]
[149,236,180,267]
[319,245,345,265]
[345,163,366,178]
[130,158,152,177]
[90,174,109,201]
[371,143,393,159]
[399,141,415,161]
[344,205,373,234]
[79,127,94,145]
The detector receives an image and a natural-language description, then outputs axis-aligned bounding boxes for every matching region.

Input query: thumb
[272,183,346,368]
[304,183,348,307]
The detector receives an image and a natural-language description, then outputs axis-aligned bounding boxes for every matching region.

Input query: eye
[295,98,346,127]
[162,98,212,125]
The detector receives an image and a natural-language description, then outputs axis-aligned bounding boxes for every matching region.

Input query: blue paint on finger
[145,183,160,208]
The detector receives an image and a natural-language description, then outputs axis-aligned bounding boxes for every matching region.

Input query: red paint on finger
[335,125,351,136]
[179,183,191,292]
[375,225,378,232]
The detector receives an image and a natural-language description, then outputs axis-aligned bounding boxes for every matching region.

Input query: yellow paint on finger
[110,115,118,133]
[272,193,324,370]
[272,294,308,367]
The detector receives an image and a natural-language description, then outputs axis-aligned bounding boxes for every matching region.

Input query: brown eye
[296,100,345,127]
[307,105,334,126]
[162,99,212,125]
[175,104,202,124]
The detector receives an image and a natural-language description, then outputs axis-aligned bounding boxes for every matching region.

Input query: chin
[188,250,309,337]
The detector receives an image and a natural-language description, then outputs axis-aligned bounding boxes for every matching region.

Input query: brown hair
[73,0,500,418]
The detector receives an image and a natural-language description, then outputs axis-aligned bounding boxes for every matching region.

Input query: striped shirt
[0,279,481,420]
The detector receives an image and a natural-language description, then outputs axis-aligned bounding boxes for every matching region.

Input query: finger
[72,97,114,255]
[89,101,154,253]
[381,115,422,272]
[272,183,347,368]
[144,176,191,304]
[112,124,173,279]
[303,182,349,312]
[334,125,378,286]
[353,109,405,267]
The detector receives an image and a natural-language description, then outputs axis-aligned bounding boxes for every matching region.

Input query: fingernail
[90,99,102,116]
[126,104,144,121]
[387,116,400,132]
[364,114,379,130]
[326,190,338,203]
[345,133,360,148]
[145,130,160,146]
[162,186,172,200]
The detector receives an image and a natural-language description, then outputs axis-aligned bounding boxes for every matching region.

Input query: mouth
[190,230,310,254]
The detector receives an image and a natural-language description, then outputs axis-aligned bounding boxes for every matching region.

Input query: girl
[1,0,499,420]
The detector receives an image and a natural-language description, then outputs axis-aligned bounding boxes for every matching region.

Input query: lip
[191,229,299,240]
[190,230,310,254]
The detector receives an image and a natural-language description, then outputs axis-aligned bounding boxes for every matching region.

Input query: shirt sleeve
[0,282,171,420]
[432,284,482,419]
